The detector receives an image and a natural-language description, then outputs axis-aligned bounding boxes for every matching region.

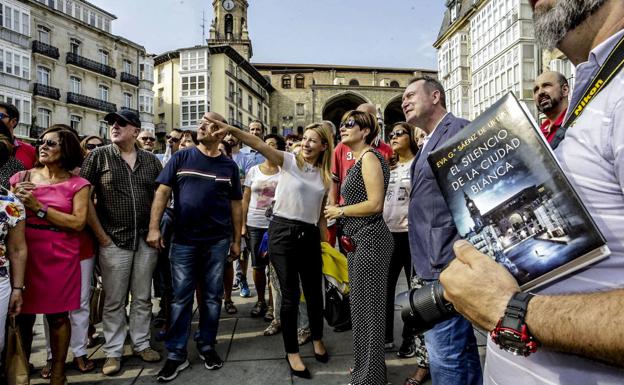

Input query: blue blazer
[408,113,469,280]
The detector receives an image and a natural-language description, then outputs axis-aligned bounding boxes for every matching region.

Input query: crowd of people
[0,1,623,385]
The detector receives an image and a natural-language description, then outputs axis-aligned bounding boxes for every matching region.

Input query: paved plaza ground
[26,275,486,385]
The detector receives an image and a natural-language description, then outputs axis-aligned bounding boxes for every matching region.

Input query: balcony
[33,83,61,100]
[121,106,139,116]
[32,41,60,60]
[1,27,30,49]
[66,52,116,78]
[121,72,139,86]
[67,92,116,112]
[155,123,167,134]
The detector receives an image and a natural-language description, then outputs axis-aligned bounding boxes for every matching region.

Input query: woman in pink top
[11,125,90,385]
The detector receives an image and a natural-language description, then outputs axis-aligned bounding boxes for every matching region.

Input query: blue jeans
[424,313,483,385]
[165,238,230,361]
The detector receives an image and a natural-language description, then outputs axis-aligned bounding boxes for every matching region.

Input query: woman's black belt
[26,223,61,232]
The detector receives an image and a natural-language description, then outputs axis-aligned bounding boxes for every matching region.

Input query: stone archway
[321,92,369,132]
[383,96,404,140]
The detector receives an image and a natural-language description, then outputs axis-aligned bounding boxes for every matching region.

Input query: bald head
[204,111,226,123]
[357,103,377,116]
[533,71,569,119]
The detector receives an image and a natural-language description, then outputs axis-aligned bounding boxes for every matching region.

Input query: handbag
[323,278,351,327]
[89,271,105,325]
[6,316,29,385]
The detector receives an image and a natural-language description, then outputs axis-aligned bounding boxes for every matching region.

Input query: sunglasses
[139,137,156,142]
[85,143,105,150]
[340,120,357,129]
[35,139,60,148]
[389,130,409,139]
[107,119,128,127]
[166,135,180,143]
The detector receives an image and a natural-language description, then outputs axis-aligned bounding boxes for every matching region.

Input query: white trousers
[0,275,10,352]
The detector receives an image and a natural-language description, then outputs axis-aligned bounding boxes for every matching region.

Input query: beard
[533,0,608,49]
[537,94,561,113]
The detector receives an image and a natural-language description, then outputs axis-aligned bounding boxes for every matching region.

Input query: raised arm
[204,117,284,167]
[441,240,624,367]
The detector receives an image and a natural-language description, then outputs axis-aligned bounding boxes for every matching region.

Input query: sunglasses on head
[107,119,128,127]
[389,130,409,139]
[85,143,105,150]
[139,136,156,142]
[35,139,60,148]
[166,135,180,143]
[340,120,357,128]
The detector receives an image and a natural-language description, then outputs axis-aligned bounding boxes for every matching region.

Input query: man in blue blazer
[403,76,482,385]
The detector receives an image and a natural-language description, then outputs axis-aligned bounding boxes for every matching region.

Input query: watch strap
[500,291,533,330]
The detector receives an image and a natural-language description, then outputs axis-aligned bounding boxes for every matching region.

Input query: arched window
[282,75,291,89]
[390,80,400,88]
[295,74,305,88]
[349,79,360,86]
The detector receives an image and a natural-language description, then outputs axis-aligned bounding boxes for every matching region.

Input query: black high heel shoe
[285,355,311,379]
[314,350,329,363]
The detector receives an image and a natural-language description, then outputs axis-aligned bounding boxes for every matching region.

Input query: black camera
[395,281,457,335]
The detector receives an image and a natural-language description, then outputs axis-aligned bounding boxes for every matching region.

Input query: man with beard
[440,0,624,384]
[148,111,242,381]
[533,71,569,144]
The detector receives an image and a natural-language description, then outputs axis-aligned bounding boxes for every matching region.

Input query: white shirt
[244,164,279,229]
[273,152,326,225]
[383,158,414,232]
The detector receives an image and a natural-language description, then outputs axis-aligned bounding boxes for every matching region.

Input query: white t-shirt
[383,158,413,232]
[273,152,326,225]
[244,164,279,229]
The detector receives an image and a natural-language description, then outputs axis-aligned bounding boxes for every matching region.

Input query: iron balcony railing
[66,52,116,78]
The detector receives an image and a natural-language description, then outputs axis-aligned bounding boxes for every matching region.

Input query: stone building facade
[254,63,436,138]
[24,0,153,139]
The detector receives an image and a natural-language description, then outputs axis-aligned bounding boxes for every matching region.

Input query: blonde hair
[295,123,334,188]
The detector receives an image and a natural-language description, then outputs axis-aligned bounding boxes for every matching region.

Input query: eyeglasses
[340,120,357,129]
[166,135,181,143]
[85,143,105,150]
[0,112,8,120]
[35,139,60,148]
[139,137,156,142]
[107,119,128,127]
[389,130,409,139]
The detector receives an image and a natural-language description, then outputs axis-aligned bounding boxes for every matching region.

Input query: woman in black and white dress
[325,110,393,385]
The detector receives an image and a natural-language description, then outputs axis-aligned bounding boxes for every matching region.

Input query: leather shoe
[285,355,311,379]
[314,351,329,363]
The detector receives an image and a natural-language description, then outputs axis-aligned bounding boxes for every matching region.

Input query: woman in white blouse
[208,118,333,379]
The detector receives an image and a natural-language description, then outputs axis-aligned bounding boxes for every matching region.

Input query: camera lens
[398,281,457,335]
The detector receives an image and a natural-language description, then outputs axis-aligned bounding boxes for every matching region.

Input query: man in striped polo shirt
[148,111,243,382]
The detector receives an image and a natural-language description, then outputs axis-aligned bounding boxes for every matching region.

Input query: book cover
[427,92,609,290]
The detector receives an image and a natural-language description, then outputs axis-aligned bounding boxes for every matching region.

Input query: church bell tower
[208,0,253,60]
[464,190,485,231]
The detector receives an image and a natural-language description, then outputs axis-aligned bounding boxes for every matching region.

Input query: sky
[88,0,446,70]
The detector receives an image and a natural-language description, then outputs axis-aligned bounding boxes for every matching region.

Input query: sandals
[263,320,281,336]
[405,378,423,385]
[40,359,52,379]
[224,300,238,314]
[73,355,95,373]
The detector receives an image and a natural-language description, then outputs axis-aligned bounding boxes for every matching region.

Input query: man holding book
[441,0,624,384]
[402,76,483,385]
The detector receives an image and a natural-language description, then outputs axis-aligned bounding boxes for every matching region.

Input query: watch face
[222,0,235,11]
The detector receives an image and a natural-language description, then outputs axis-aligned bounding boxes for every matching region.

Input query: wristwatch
[490,291,540,356]
[12,285,25,292]
[36,204,48,219]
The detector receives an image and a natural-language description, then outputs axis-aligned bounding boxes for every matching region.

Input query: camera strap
[551,32,624,149]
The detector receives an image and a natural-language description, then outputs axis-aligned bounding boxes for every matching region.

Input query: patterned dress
[341,149,394,385]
